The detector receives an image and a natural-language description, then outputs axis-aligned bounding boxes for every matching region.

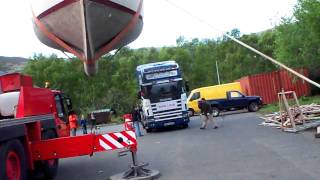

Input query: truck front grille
[151,100,183,121]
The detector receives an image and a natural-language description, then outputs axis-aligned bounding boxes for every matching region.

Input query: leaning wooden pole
[165,0,320,89]
[222,33,320,89]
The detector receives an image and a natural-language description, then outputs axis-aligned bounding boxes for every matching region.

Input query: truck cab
[0,73,75,179]
[225,91,250,108]
[0,73,72,137]
[52,91,73,137]
[136,61,190,131]
[205,91,263,116]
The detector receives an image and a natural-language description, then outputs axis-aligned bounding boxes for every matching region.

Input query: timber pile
[260,91,320,132]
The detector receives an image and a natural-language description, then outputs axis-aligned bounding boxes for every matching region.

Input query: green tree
[276,0,320,71]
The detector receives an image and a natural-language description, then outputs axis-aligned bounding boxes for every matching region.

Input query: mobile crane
[1,0,160,179]
[0,73,149,179]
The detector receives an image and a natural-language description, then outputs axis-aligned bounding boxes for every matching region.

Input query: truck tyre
[212,107,220,117]
[0,139,27,180]
[248,102,259,112]
[188,109,195,117]
[182,123,189,128]
[35,130,59,180]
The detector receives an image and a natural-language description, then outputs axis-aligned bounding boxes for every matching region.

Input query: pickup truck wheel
[146,128,154,133]
[248,102,259,112]
[212,107,220,117]
[188,109,194,116]
[0,140,27,180]
[35,130,59,180]
[182,123,189,128]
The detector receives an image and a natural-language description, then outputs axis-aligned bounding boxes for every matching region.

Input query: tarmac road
[55,112,320,180]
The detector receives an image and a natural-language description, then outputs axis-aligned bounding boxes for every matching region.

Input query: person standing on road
[131,105,143,137]
[68,111,78,136]
[199,98,218,130]
[90,112,97,133]
[80,114,88,134]
[136,103,146,134]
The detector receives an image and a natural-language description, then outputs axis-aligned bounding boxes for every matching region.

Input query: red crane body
[0,73,136,179]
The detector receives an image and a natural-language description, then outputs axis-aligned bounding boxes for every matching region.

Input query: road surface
[55,112,320,180]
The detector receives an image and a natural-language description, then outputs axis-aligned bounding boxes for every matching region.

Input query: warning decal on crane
[98,131,137,150]
[31,130,137,161]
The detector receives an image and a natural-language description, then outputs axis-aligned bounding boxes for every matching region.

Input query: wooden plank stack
[260,91,320,132]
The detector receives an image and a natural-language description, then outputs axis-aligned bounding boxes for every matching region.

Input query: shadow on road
[190,110,256,118]
[147,125,188,133]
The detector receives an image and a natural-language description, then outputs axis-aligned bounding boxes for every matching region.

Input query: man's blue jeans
[134,121,142,136]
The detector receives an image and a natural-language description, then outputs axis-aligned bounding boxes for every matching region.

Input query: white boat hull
[30,0,143,75]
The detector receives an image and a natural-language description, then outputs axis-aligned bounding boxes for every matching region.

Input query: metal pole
[131,151,138,166]
[216,61,221,85]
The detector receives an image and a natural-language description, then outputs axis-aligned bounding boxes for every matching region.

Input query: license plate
[164,122,175,126]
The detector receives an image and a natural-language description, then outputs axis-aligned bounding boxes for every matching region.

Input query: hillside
[0,56,28,73]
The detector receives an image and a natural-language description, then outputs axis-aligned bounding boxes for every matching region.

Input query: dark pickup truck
[199,91,263,117]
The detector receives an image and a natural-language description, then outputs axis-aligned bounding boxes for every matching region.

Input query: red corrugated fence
[237,68,311,104]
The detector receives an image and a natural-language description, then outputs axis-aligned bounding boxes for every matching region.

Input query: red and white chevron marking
[98,131,137,150]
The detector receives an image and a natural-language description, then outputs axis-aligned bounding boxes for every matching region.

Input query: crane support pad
[31,130,137,160]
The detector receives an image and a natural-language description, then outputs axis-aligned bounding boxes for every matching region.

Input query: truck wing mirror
[58,113,64,118]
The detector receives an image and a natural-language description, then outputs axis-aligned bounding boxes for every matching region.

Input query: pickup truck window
[190,92,200,101]
[230,91,243,98]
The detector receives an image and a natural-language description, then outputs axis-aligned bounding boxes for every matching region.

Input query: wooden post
[292,91,305,124]
[280,91,296,129]
[278,93,285,129]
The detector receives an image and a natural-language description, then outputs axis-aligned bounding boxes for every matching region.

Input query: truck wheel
[188,109,194,116]
[212,107,220,117]
[35,130,59,179]
[182,123,189,128]
[248,102,259,112]
[0,140,27,180]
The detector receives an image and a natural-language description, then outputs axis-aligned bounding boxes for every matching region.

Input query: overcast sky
[0,0,297,59]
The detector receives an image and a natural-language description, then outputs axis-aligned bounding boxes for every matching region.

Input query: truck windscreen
[142,81,183,103]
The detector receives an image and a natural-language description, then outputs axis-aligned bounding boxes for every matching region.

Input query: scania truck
[136,61,189,131]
